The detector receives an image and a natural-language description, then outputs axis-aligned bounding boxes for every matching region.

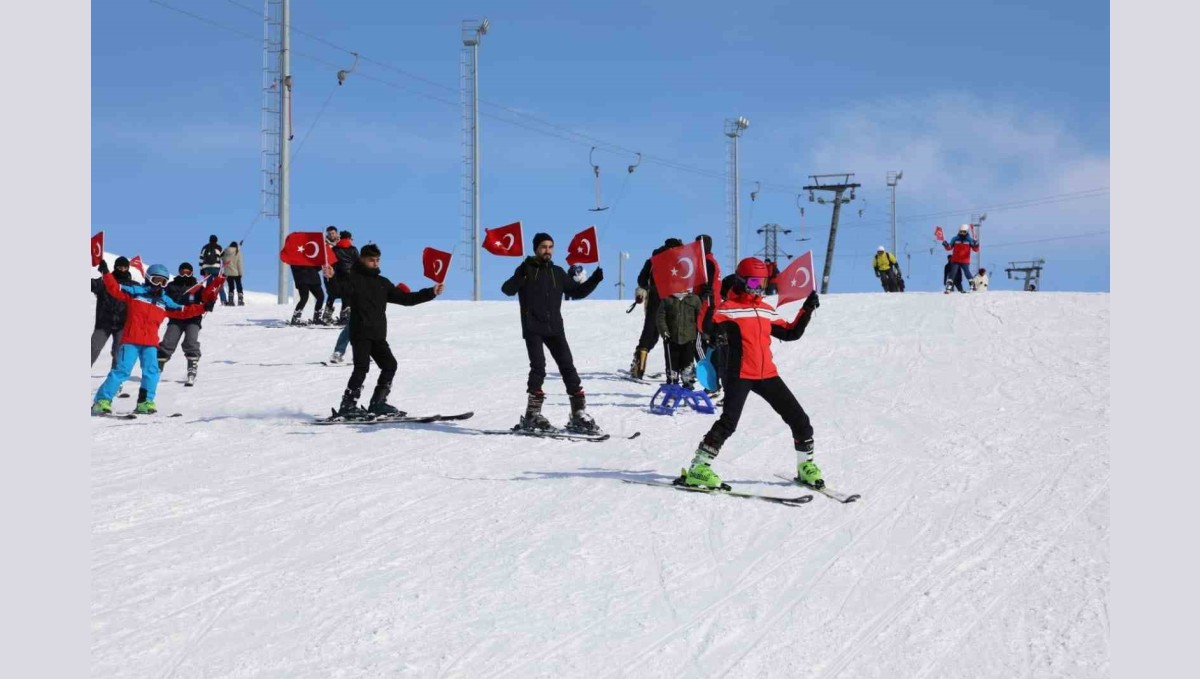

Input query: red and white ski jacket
[103,273,208,346]
[707,289,812,380]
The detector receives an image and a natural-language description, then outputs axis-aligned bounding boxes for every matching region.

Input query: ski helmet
[146,264,171,287]
[735,257,769,279]
[877,246,886,252]
[959,224,970,232]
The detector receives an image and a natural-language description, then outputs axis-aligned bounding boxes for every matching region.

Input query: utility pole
[461,19,489,301]
[803,173,860,294]
[971,212,987,273]
[724,116,749,272]
[887,170,903,258]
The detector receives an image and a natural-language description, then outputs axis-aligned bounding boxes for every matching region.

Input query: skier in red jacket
[680,257,823,490]
[91,264,215,415]
[942,224,980,293]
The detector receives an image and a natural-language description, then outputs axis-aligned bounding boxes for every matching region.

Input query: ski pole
[625,301,638,313]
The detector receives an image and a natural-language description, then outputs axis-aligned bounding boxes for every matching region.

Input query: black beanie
[533,232,554,248]
[360,243,381,258]
[114,256,130,268]
[179,262,194,273]
[664,238,684,249]
[209,234,218,243]
[696,234,713,253]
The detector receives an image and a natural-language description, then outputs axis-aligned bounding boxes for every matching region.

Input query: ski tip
[627,431,642,440]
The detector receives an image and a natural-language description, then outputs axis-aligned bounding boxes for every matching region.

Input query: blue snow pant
[946,262,972,292]
[95,344,160,403]
[334,324,351,355]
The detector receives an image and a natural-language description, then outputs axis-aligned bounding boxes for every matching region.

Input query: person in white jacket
[221,241,245,306]
[970,267,990,292]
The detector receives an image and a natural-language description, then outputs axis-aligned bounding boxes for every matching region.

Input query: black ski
[320,361,350,367]
[623,478,813,506]
[480,426,640,442]
[774,474,861,503]
[92,412,137,420]
[311,411,475,426]
[616,369,663,384]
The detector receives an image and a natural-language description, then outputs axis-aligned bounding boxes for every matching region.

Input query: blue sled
[650,383,716,416]
[695,348,719,392]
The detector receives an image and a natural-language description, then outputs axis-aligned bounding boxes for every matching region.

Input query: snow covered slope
[90,292,1109,678]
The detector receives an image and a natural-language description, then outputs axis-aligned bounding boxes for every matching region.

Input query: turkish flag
[775,251,816,307]
[280,232,334,267]
[565,226,600,266]
[651,240,707,298]
[482,222,524,257]
[91,231,104,266]
[129,255,146,278]
[422,247,452,283]
[934,225,944,242]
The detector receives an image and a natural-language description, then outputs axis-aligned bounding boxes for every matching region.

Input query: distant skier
[157,262,215,387]
[501,231,605,433]
[290,262,325,326]
[221,241,244,306]
[656,289,702,388]
[942,225,979,293]
[628,238,682,379]
[199,235,227,305]
[873,246,902,292]
[679,257,824,490]
[322,244,443,417]
[970,268,990,292]
[92,263,215,415]
[324,229,358,325]
[91,256,132,369]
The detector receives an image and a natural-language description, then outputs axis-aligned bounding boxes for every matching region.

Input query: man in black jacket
[157,262,215,386]
[323,229,359,325]
[91,256,132,368]
[199,234,227,306]
[323,243,444,417]
[628,238,683,378]
[501,232,605,433]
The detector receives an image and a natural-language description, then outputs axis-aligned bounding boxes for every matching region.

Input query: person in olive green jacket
[656,290,703,388]
[221,241,245,306]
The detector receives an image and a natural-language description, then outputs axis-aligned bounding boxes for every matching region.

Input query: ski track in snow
[90,292,1109,678]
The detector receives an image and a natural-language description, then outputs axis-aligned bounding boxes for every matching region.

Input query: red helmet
[735,257,769,278]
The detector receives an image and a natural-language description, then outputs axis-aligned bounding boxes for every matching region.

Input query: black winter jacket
[325,261,436,341]
[200,242,223,268]
[291,264,322,287]
[333,240,359,276]
[500,256,604,338]
[164,275,208,327]
[91,270,132,331]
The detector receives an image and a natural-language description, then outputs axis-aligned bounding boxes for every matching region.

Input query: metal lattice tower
[260,0,286,302]
[724,117,749,272]
[1005,258,1045,291]
[461,19,488,301]
[754,223,793,264]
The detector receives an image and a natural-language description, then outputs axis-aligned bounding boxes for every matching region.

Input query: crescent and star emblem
[791,267,811,289]
[502,233,515,251]
[299,241,319,258]
[578,239,591,255]
[672,257,694,278]
[434,260,444,275]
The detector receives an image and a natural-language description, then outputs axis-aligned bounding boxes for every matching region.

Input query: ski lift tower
[1005,258,1046,291]
[261,0,291,304]
[724,116,749,272]
[803,173,860,294]
[461,18,489,301]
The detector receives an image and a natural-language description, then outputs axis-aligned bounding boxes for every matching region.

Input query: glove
[802,291,820,312]
[635,287,647,303]
[513,264,527,282]
[874,270,880,278]
[591,267,604,282]
[204,299,216,313]
[661,331,670,341]
[98,259,109,274]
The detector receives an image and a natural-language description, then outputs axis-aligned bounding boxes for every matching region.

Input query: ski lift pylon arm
[337,52,359,86]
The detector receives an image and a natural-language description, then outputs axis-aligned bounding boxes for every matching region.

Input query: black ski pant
[637,296,662,352]
[226,276,244,298]
[90,328,122,368]
[525,334,582,395]
[294,283,325,313]
[158,323,201,362]
[347,338,397,395]
[702,376,813,455]
[664,340,696,378]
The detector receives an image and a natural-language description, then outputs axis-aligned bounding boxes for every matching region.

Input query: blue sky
[93,0,1109,298]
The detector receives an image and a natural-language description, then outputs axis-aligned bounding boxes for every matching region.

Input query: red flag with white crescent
[129,255,146,278]
[934,225,944,242]
[775,251,816,307]
[280,232,335,267]
[422,247,452,283]
[650,240,707,298]
[565,226,599,266]
[91,231,104,266]
[482,222,524,257]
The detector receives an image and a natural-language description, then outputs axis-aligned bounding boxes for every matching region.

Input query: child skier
[680,257,824,490]
[92,263,216,415]
[322,245,444,417]
[656,289,702,389]
[157,262,214,387]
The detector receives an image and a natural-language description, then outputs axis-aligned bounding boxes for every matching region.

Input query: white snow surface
[91,291,1109,678]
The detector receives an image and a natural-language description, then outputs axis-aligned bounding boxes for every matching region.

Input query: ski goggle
[148,275,169,287]
[745,276,767,292]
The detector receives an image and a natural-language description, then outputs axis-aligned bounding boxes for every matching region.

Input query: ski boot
[367,385,405,418]
[794,438,824,489]
[237,292,245,306]
[289,310,306,326]
[91,399,113,416]
[678,442,726,489]
[321,306,335,325]
[135,400,157,415]
[311,310,327,326]
[565,392,601,435]
[158,355,168,373]
[185,357,198,386]
[518,391,554,431]
[328,351,345,365]
[337,388,369,420]
[337,307,351,325]
[630,348,649,379]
